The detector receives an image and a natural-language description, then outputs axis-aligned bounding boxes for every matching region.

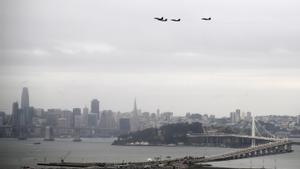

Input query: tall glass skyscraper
[21,87,30,109]
[20,87,32,134]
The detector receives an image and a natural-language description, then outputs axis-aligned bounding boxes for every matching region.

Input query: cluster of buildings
[0,87,179,138]
[230,109,252,124]
[0,87,300,139]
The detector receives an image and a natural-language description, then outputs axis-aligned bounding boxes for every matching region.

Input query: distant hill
[112,122,204,145]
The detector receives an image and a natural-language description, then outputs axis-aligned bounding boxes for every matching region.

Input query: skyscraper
[91,99,100,119]
[73,108,81,128]
[133,98,138,116]
[130,98,139,132]
[73,108,81,116]
[119,118,130,134]
[83,106,89,114]
[99,110,116,129]
[235,109,241,122]
[11,102,20,137]
[20,87,32,128]
[21,87,29,109]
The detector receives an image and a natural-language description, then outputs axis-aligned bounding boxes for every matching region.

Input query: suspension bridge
[185,116,296,163]
[38,116,298,168]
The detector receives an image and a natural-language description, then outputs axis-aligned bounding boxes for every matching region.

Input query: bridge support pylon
[251,116,256,147]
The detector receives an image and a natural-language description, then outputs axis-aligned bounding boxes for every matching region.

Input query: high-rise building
[81,106,89,127]
[130,98,139,132]
[99,110,117,129]
[132,98,138,116]
[21,87,29,109]
[21,87,32,128]
[63,110,74,128]
[83,106,89,114]
[91,99,100,119]
[88,113,98,127]
[230,112,235,123]
[12,102,19,128]
[119,118,130,134]
[246,112,252,121]
[74,115,82,128]
[72,108,81,128]
[235,109,241,123]
[73,108,81,116]
[156,109,160,119]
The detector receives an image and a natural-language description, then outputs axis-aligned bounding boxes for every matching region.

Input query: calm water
[0,138,299,169]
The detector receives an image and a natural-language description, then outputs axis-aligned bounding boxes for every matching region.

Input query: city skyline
[1,86,299,117]
[1,0,300,116]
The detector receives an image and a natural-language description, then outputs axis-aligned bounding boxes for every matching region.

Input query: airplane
[201,17,211,21]
[154,17,167,22]
[171,18,181,22]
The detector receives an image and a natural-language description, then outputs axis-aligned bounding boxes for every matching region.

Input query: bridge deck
[193,140,292,163]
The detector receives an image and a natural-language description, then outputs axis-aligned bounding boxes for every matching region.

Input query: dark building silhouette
[91,99,100,120]
[73,108,81,116]
[12,102,19,130]
[119,118,130,134]
[11,100,27,139]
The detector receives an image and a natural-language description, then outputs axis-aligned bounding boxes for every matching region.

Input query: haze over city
[1,0,300,116]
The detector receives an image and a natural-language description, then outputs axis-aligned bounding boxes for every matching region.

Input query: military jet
[202,17,211,21]
[154,17,167,22]
[171,18,181,22]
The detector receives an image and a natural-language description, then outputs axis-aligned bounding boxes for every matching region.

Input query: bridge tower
[251,116,256,147]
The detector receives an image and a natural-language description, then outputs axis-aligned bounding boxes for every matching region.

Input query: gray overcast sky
[1,0,300,116]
